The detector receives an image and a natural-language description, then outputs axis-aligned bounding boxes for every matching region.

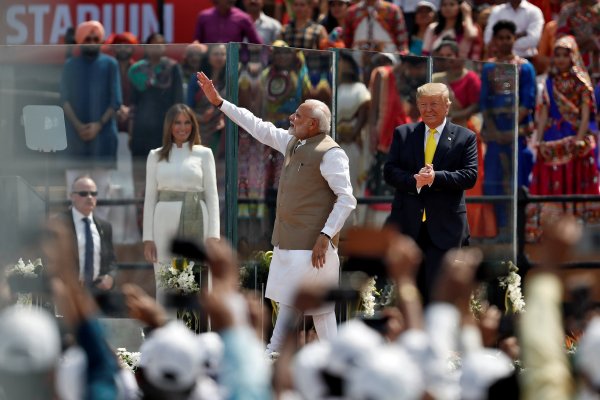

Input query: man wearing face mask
[60,20,122,220]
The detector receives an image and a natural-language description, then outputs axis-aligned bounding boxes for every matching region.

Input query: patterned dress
[527,36,600,241]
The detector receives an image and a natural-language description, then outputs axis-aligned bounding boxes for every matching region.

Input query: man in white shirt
[483,0,544,58]
[243,0,282,45]
[59,175,117,290]
[197,71,356,356]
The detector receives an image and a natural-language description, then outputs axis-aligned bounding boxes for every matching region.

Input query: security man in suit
[384,82,478,303]
[60,175,117,290]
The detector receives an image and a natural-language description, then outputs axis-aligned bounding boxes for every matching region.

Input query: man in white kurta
[197,72,356,354]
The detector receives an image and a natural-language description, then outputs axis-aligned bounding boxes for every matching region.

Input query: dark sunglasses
[73,191,98,197]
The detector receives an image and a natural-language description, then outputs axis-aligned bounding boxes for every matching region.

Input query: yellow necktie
[423,128,437,221]
[425,128,437,164]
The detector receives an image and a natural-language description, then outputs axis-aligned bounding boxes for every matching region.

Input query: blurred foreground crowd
[1,216,600,400]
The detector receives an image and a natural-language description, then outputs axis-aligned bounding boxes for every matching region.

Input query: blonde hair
[416,83,451,105]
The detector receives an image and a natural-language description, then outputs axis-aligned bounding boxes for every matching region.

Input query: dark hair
[492,20,516,37]
[338,52,360,82]
[145,32,165,44]
[434,39,459,56]
[199,44,226,89]
[434,0,464,37]
[158,104,201,161]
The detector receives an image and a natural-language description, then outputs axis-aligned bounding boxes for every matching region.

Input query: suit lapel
[432,123,454,167]
[413,122,426,168]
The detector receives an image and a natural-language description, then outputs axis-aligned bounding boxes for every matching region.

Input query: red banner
[0,0,212,45]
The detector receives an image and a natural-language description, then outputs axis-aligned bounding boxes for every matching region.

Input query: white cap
[139,321,204,392]
[416,0,437,12]
[460,349,514,400]
[327,319,383,376]
[196,332,223,378]
[346,345,425,400]
[0,306,61,373]
[292,341,333,400]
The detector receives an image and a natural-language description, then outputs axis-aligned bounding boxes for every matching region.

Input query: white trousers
[266,303,338,353]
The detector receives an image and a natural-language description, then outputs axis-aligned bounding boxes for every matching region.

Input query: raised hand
[197,71,224,107]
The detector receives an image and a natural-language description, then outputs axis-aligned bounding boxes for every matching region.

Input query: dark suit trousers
[416,221,448,305]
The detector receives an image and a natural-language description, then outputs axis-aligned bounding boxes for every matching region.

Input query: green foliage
[240,250,273,290]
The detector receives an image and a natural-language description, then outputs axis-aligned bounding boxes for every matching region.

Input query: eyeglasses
[73,191,98,197]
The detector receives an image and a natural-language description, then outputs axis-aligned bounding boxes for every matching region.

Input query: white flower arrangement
[116,348,141,372]
[7,258,42,278]
[157,258,199,294]
[7,258,43,307]
[498,262,525,314]
[360,277,378,317]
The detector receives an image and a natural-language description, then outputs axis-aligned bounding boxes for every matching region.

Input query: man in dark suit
[59,175,117,290]
[384,82,478,303]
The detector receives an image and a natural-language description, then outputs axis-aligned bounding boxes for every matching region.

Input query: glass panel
[233,43,334,263]
[432,50,519,263]
[338,50,428,228]
[0,43,229,322]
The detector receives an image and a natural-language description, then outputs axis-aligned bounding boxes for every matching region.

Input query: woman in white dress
[142,103,220,297]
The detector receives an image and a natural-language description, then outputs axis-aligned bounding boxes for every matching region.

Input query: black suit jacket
[59,210,117,280]
[383,121,478,250]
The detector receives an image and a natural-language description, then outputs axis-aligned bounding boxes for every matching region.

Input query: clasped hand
[414,163,435,189]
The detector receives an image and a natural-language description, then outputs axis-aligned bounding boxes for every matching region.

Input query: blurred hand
[201,239,241,331]
[122,283,168,328]
[385,233,422,282]
[540,215,582,269]
[460,1,472,16]
[432,247,483,307]
[293,282,330,313]
[94,274,114,291]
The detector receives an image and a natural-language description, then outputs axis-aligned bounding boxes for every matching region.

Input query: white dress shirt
[219,100,356,312]
[483,0,544,57]
[220,100,356,238]
[72,208,101,281]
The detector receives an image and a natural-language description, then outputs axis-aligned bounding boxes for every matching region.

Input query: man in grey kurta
[197,72,356,355]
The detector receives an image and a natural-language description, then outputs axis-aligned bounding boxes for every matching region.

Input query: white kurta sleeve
[142,150,159,241]
[202,148,220,239]
[220,100,293,154]
[319,147,357,237]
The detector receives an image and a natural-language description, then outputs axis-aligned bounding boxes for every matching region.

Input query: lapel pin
[448,137,452,141]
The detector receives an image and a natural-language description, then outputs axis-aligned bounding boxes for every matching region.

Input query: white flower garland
[116,348,141,372]
[498,262,526,314]
[361,277,378,317]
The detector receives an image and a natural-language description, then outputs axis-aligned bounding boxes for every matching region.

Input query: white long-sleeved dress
[143,145,220,278]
